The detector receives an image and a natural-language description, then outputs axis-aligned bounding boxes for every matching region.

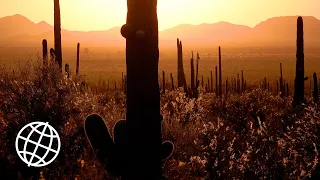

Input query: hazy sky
[1,0,319,31]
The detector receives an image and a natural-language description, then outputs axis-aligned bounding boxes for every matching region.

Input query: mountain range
[0,14,319,47]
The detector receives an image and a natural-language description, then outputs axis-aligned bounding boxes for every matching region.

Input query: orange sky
[1,0,319,31]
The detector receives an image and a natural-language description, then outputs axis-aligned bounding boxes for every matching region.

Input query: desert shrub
[0,59,110,179]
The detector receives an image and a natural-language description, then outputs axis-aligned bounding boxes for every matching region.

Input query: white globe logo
[15,122,61,167]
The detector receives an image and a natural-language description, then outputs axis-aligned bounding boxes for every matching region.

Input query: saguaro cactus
[313,72,319,103]
[170,73,174,90]
[177,39,185,87]
[210,71,213,92]
[280,63,283,96]
[218,46,222,97]
[76,43,80,75]
[241,70,244,93]
[196,52,199,86]
[215,66,218,94]
[54,0,62,71]
[201,75,204,87]
[120,0,166,178]
[190,52,195,90]
[42,39,48,65]
[293,16,305,108]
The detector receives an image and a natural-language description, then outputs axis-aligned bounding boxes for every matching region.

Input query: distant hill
[0,14,319,47]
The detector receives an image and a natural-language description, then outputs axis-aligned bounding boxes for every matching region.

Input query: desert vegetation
[0,0,320,179]
[0,58,320,179]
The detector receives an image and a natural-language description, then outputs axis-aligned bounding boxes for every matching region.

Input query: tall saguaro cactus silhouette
[218,46,222,97]
[120,0,166,178]
[76,43,80,75]
[42,39,48,65]
[177,38,185,87]
[293,16,305,108]
[54,0,62,71]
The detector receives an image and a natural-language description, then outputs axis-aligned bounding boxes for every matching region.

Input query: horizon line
[1,13,319,33]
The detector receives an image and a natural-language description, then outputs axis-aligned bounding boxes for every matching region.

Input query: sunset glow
[1,0,319,31]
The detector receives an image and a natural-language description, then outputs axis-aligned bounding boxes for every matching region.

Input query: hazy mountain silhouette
[0,14,319,47]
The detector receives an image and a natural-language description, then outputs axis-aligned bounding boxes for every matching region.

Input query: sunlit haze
[1,0,319,31]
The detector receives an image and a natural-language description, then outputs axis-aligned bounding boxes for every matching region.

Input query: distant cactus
[42,39,48,65]
[76,43,80,75]
[207,78,210,93]
[226,78,228,97]
[218,46,222,97]
[177,39,186,87]
[54,0,62,71]
[187,52,199,98]
[241,70,244,93]
[210,71,213,92]
[313,72,319,103]
[170,73,174,90]
[280,63,283,95]
[293,16,305,108]
[190,52,195,91]
[237,73,240,93]
[215,66,218,95]
[196,52,199,88]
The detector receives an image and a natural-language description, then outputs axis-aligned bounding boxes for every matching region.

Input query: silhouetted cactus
[196,52,199,88]
[76,43,80,75]
[210,71,213,92]
[119,0,168,178]
[42,39,48,65]
[218,46,222,97]
[190,52,195,90]
[187,52,199,98]
[237,73,240,93]
[54,0,62,71]
[241,70,244,93]
[215,66,218,95]
[226,78,228,97]
[170,73,174,90]
[177,39,185,88]
[313,72,319,103]
[280,63,283,95]
[293,16,305,108]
